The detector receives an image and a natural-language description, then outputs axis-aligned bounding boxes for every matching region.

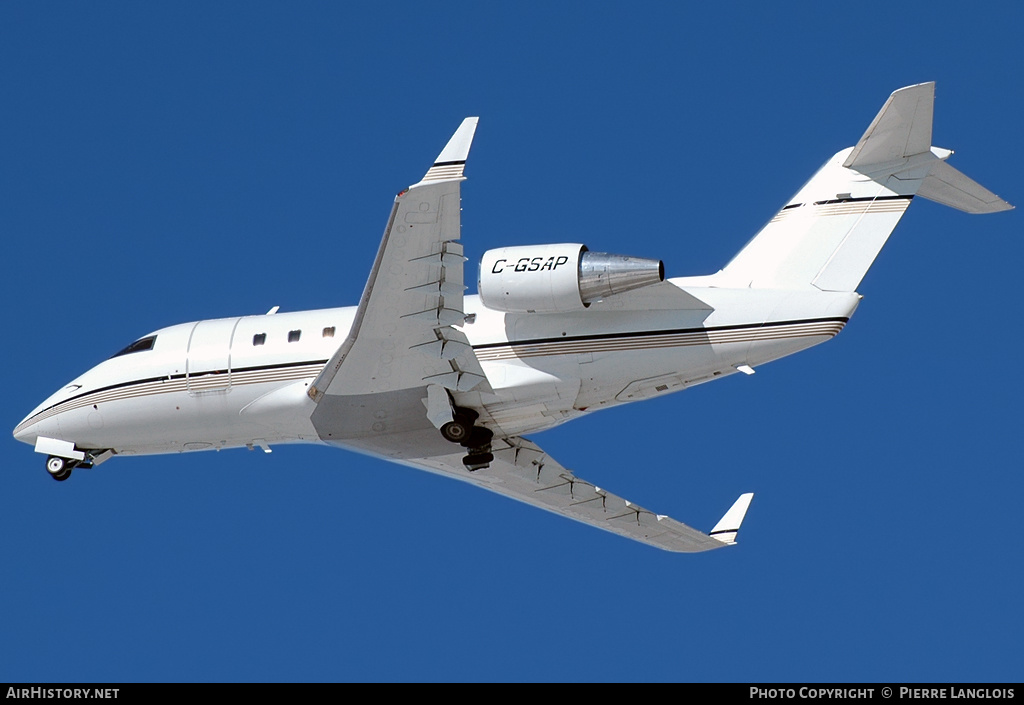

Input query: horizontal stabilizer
[720,82,1011,292]
[917,159,1013,213]
[709,492,754,545]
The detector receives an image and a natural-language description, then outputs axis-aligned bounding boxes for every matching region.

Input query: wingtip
[983,199,1015,213]
[709,492,754,545]
[434,117,479,165]
[896,80,935,92]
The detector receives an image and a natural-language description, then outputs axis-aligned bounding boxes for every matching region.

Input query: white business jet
[13,83,1011,552]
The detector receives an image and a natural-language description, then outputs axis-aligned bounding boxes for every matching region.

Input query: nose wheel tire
[46,456,66,475]
[46,455,75,482]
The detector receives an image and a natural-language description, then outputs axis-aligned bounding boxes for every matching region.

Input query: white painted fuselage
[13,282,859,461]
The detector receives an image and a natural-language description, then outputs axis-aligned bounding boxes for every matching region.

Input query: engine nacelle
[479,243,665,313]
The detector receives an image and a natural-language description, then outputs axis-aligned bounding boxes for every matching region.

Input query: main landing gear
[440,407,494,472]
[440,408,476,444]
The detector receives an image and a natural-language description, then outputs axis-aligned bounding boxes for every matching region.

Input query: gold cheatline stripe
[769,200,909,223]
[26,321,844,422]
[476,322,845,362]
[27,364,324,426]
[422,165,465,181]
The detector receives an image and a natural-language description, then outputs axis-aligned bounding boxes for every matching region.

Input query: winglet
[709,493,754,545]
[415,117,479,185]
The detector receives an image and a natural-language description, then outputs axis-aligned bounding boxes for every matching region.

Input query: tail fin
[720,82,1012,292]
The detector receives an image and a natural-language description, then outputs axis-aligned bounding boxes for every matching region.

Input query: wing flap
[309,118,490,401]
[408,436,752,553]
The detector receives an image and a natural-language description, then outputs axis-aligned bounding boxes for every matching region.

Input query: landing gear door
[186,318,240,395]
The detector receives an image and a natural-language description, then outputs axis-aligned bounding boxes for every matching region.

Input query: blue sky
[2,2,1021,683]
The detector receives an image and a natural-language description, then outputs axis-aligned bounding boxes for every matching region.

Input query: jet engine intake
[479,244,664,313]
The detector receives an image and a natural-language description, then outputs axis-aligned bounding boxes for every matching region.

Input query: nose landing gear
[46,455,77,482]
[43,448,110,482]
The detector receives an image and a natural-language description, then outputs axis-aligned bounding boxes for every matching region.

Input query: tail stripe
[770,197,911,224]
[719,83,1009,292]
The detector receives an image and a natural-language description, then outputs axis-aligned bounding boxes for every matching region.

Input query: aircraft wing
[309,118,488,401]
[407,436,754,553]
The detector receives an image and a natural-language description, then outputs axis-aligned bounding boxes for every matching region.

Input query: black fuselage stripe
[24,316,851,427]
[472,317,849,351]
[781,195,913,210]
[25,359,329,424]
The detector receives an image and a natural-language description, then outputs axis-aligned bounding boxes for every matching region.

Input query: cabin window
[288,330,301,343]
[322,326,335,338]
[253,333,266,346]
[110,335,157,358]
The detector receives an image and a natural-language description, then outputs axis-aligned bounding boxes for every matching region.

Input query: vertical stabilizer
[719,83,1011,293]
[843,82,935,168]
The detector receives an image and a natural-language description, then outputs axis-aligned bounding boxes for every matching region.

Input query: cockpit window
[111,335,157,358]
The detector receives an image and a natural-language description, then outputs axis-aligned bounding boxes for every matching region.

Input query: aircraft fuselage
[14,283,859,462]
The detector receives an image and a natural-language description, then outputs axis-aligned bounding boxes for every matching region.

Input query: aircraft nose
[13,398,63,448]
[13,414,40,446]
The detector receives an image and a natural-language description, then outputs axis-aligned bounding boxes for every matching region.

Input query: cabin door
[186,318,240,394]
